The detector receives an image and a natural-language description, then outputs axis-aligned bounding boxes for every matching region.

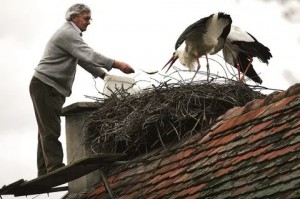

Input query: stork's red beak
[162,53,178,73]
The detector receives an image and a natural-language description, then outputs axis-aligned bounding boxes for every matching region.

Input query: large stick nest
[85,81,264,157]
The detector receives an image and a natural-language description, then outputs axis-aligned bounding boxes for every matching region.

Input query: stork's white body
[227,26,254,42]
[223,26,255,65]
[184,13,232,65]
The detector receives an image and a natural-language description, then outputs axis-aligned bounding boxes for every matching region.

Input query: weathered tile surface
[85,84,300,199]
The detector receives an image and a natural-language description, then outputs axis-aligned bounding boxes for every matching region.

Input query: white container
[103,75,139,97]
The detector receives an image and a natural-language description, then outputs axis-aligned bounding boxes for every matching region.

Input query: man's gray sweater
[34,22,114,97]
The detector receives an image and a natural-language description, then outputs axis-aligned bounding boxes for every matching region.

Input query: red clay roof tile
[84,84,300,198]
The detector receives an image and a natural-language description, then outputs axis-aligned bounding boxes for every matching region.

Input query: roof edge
[220,83,300,121]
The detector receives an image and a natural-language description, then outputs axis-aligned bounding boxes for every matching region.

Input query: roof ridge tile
[217,84,300,122]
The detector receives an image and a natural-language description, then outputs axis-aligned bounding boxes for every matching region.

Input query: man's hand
[113,61,135,74]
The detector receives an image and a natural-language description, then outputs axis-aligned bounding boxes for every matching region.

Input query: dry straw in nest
[85,80,265,157]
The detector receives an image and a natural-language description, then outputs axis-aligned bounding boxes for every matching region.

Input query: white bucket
[103,75,139,97]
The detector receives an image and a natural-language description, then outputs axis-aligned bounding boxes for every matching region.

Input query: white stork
[162,12,232,81]
[222,26,272,84]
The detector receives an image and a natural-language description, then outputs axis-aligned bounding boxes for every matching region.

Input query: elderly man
[29,4,134,177]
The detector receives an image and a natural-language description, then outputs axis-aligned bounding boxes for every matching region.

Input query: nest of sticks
[85,79,265,157]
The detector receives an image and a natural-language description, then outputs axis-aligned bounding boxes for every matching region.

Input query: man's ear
[70,15,76,22]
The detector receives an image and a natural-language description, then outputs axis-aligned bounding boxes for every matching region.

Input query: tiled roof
[85,83,300,199]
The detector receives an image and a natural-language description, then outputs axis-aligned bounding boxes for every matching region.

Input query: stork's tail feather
[247,32,272,64]
[255,42,272,64]
[245,66,263,84]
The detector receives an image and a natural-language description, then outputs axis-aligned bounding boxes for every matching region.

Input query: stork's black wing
[232,32,272,64]
[247,32,272,64]
[174,14,212,50]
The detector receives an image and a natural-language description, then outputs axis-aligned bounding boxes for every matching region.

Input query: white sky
[0,0,299,198]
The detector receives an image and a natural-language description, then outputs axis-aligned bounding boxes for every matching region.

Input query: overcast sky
[0,0,299,198]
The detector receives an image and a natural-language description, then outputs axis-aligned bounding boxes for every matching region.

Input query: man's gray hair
[65,4,91,21]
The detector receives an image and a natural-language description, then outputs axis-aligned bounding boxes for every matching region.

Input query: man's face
[71,11,91,32]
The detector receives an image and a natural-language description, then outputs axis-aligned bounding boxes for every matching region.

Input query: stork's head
[162,50,198,72]
[162,51,179,73]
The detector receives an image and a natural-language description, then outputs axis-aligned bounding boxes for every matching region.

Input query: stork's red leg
[240,57,253,82]
[236,62,241,81]
[196,58,201,71]
[190,58,201,82]
[205,55,210,81]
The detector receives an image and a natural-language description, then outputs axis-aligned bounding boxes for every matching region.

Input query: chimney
[61,75,139,195]
[61,102,101,194]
